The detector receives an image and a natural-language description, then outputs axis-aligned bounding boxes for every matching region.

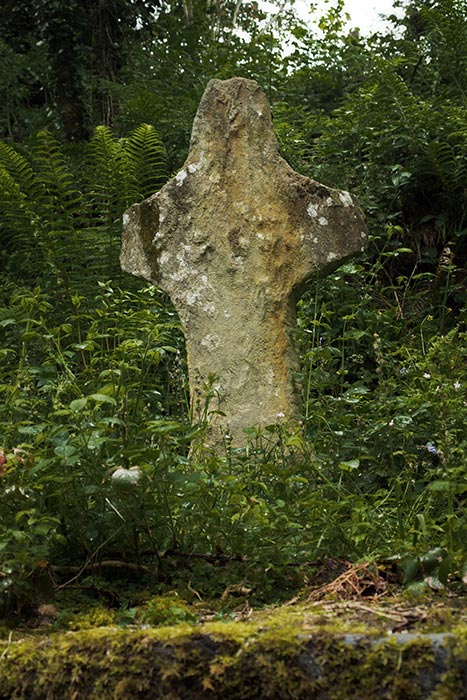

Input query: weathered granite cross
[121,77,368,448]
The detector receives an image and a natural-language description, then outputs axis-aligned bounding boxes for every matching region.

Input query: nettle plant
[1,97,466,611]
[297,261,467,581]
[0,280,189,604]
[0,126,191,605]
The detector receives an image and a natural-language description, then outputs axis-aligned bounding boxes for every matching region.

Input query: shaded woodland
[1,0,466,618]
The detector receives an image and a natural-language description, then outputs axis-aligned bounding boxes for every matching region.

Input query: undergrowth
[1,20,467,617]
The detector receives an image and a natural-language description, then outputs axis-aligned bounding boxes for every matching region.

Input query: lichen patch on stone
[175,169,187,185]
[339,191,354,207]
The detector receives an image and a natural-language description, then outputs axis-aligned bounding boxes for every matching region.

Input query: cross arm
[276,167,368,292]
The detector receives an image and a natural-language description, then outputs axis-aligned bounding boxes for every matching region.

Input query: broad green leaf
[70,398,88,411]
[88,393,117,405]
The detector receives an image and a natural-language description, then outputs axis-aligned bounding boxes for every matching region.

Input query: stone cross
[121,77,368,448]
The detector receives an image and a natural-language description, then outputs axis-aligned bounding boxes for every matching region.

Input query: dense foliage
[1,0,466,616]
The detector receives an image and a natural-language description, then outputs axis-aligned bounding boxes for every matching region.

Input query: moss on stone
[0,603,466,700]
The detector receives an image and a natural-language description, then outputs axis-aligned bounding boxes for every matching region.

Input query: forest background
[0,0,466,618]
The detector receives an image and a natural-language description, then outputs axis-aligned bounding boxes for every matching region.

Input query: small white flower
[423,372,431,379]
[276,412,285,419]
[454,381,461,390]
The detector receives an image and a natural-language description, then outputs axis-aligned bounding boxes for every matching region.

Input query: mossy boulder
[0,605,466,699]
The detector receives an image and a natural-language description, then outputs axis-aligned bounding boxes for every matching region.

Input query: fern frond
[0,141,40,201]
[0,165,33,234]
[82,126,138,283]
[0,165,41,275]
[418,141,456,184]
[426,325,459,361]
[124,123,168,200]
[86,125,138,222]
[30,130,82,231]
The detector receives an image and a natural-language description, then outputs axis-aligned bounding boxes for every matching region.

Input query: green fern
[417,142,457,188]
[0,141,40,201]
[83,123,169,280]
[84,126,137,283]
[0,165,39,274]
[1,123,169,291]
[0,142,45,277]
[124,123,168,200]
[30,130,82,231]
[86,125,138,224]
